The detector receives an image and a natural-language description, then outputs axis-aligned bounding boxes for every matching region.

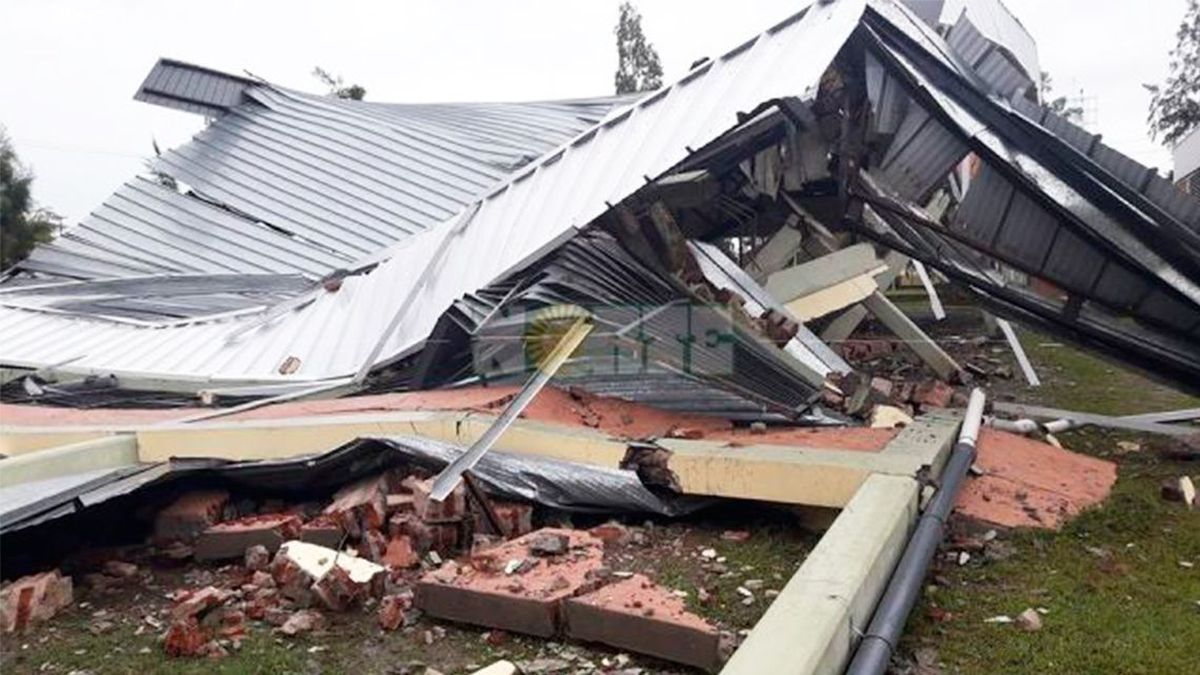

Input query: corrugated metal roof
[14,62,635,281]
[133,59,256,117]
[0,0,867,388]
[855,2,1200,384]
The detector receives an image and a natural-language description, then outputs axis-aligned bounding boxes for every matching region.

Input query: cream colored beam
[721,473,919,675]
[0,435,139,487]
[657,410,960,508]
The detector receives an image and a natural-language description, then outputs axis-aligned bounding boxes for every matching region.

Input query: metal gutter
[845,387,986,675]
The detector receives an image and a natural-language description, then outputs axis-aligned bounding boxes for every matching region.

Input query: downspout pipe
[846,388,987,675]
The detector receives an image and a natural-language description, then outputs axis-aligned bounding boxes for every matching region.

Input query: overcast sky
[0,0,1187,224]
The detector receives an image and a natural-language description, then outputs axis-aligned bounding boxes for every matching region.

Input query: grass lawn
[901,322,1200,674]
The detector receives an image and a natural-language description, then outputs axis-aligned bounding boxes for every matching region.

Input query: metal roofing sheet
[0,0,867,387]
[14,77,633,281]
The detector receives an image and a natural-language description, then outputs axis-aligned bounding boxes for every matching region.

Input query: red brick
[164,617,208,657]
[410,477,467,523]
[588,522,630,547]
[377,592,413,631]
[154,490,229,542]
[472,501,533,537]
[385,494,415,515]
[323,475,388,537]
[300,515,344,549]
[171,586,231,621]
[416,528,604,637]
[311,565,363,612]
[389,512,459,554]
[912,379,955,409]
[382,536,418,569]
[361,529,389,563]
[194,514,301,561]
[564,573,721,671]
[0,571,73,633]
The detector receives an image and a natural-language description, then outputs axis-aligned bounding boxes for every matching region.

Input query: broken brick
[411,477,467,523]
[279,609,325,636]
[389,512,459,554]
[324,475,388,537]
[473,501,533,537]
[0,570,73,633]
[171,586,231,621]
[588,522,630,547]
[386,494,415,515]
[299,515,344,549]
[564,573,721,671]
[194,513,302,561]
[361,529,390,563]
[377,592,414,631]
[416,528,604,637]
[164,617,208,657]
[311,564,362,612]
[382,536,419,569]
[912,379,954,409]
[154,490,229,542]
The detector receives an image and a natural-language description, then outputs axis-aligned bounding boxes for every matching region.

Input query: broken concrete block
[869,404,914,429]
[470,661,518,675]
[154,490,230,542]
[323,475,388,537]
[564,573,721,671]
[245,545,271,572]
[271,540,385,609]
[0,570,73,633]
[473,501,533,537]
[194,513,302,561]
[416,528,604,637]
[411,477,467,523]
[1016,607,1043,632]
[528,531,570,556]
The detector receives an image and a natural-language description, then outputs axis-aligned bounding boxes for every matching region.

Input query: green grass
[900,320,1200,674]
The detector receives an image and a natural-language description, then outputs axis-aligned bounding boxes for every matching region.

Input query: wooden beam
[721,474,919,675]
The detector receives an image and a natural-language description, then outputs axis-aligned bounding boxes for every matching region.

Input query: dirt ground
[0,506,815,675]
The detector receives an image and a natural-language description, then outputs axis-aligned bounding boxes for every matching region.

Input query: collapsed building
[1,1,1197,673]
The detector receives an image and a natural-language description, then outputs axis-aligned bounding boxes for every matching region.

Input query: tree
[1,130,58,270]
[1147,0,1200,146]
[613,2,663,95]
[312,67,367,101]
[1039,72,1084,123]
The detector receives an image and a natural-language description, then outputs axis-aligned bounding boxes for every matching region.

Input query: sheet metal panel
[0,0,866,386]
[133,59,255,117]
[16,83,630,280]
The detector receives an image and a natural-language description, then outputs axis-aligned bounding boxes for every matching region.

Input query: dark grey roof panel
[134,59,256,117]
